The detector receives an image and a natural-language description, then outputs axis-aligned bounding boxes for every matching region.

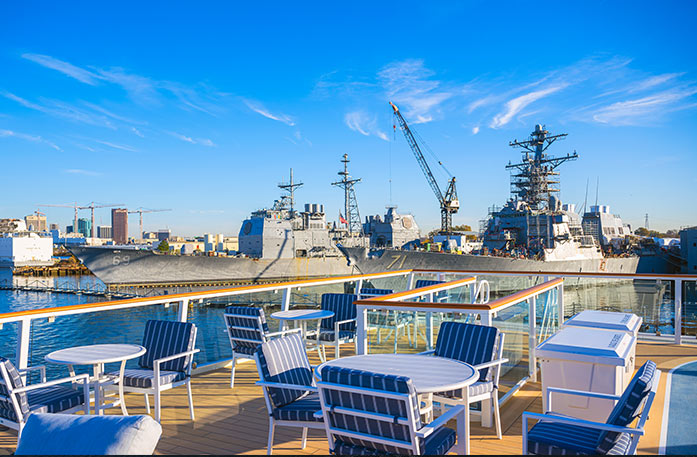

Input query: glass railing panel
[491,299,530,392]
[474,274,545,300]
[682,280,697,337]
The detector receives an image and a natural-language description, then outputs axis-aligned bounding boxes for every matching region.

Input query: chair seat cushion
[435,381,494,399]
[233,345,258,356]
[308,329,355,342]
[332,426,456,455]
[527,420,602,455]
[110,369,186,389]
[272,392,323,422]
[27,385,85,415]
[15,413,162,455]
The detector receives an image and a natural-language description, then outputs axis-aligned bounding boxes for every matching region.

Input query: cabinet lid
[536,327,634,366]
[564,310,642,333]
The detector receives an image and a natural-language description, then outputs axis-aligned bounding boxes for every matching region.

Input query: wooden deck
[1,340,695,455]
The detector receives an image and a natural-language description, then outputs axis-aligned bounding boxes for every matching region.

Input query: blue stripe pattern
[320,293,358,332]
[434,322,499,382]
[271,392,323,422]
[414,279,443,288]
[109,369,186,389]
[359,288,393,296]
[138,320,196,373]
[596,360,656,454]
[320,366,456,455]
[224,306,269,354]
[256,333,313,408]
[26,386,85,415]
[0,357,29,420]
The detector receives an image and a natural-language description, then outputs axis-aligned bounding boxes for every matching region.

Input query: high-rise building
[25,214,47,232]
[49,223,60,231]
[156,229,171,242]
[111,208,128,244]
[97,226,112,239]
[77,218,92,238]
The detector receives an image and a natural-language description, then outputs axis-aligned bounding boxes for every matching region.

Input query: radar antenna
[332,154,363,235]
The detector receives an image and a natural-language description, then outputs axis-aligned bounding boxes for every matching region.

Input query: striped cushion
[308,329,355,342]
[109,369,186,389]
[0,357,29,421]
[27,386,85,415]
[139,320,196,372]
[434,322,498,382]
[320,366,423,455]
[414,279,444,288]
[320,294,357,332]
[232,345,258,356]
[437,380,494,399]
[359,288,393,297]
[225,306,269,355]
[333,427,456,455]
[527,421,601,454]
[596,361,656,454]
[256,333,313,407]
[272,392,323,422]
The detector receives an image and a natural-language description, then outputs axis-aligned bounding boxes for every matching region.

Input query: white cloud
[131,127,144,137]
[167,131,216,146]
[22,53,100,85]
[592,88,697,125]
[0,128,62,150]
[1,92,116,128]
[344,111,388,141]
[472,126,480,135]
[64,168,101,176]
[93,139,137,152]
[490,85,567,128]
[242,99,295,126]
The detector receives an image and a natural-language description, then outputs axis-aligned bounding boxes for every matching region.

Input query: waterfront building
[49,223,59,231]
[0,231,53,267]
[77,218,91,238]
[24,214,47,232]
[156,229,171,242]
[97,225,112,239]
[111,208,128,244]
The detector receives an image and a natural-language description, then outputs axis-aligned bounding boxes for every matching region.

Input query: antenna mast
[332,154,362,235]
[278,168,303,216]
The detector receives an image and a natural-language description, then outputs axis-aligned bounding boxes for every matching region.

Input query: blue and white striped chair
[360,288,414,352]
[0,357,90,435]
[108,320,199,423]
[422,321,507,438]
[316,365,466,455]
[307,293,358,361]
[522,360,660,455]
[224,306,301,388]
[255,333,324,455]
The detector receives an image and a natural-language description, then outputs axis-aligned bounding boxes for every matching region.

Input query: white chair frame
[308,317,357,362]
[316,379,468,455]
[522,370,661,455]
[106,327,200,423]
[424,332,508,438]
[223,310,302,388]
[254,356,325,455]
[0,363,90,434]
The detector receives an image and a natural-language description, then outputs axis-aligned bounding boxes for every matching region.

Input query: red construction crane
[128,208,172,239]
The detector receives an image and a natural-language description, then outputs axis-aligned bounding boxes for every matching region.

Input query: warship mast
[332,154,363,235]
[278,168,303,216]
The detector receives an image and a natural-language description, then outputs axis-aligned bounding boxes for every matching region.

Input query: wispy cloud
[344,111,388,141]
[378,59,453,123]
[93,139,137,152]
[131,127,144,137]
[591,88,697,125]
[167,131,216,146]
[1,92,117,128]
[22,53,100,85]
[471,126,480,135]
[490,85,567,128]
[242,99,295,126]
[0,128,62,150]
[64,168,102,176]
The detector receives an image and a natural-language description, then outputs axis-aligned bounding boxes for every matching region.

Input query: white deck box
[536,326,636,422]
[563,310,642,338]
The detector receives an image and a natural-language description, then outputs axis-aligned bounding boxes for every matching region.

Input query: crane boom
[389,102,459,234]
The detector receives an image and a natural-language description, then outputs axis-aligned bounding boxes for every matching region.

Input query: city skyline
[1,1,696,236]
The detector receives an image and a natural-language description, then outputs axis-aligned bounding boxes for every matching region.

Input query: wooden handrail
[368,276,476,302]
[411,268,697,280]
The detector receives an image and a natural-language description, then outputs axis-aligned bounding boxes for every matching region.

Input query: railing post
[356,279,363,296]
[16,318,31,372]
[528,297,537,382]
[356,306,368,355]
[407,272,415,290]
[675,279,682,345]
[427,292,434,350]
[178,298,189,322]
[281,287,291,311]
[557,281,564,327]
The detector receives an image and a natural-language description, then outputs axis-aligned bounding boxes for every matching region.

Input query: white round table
[46,344,146,415]
[271,309,334,349]
[316,353,479,454]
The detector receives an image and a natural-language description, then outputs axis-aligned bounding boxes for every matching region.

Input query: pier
[0,279,140,299]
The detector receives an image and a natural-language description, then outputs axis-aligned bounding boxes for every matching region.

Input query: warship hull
[339,247,640,275]
[69,247,355,285]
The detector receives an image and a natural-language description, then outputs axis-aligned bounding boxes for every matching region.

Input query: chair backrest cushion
[0,357,29,422]
[596,360,657,454]
[320,293,358,332]
[414,279,443,288]
[224,306,269,354]
[359,288,394,297]
[256,333,313,407]
[15,413,162,455]
[320,366,421,455]
[434,322,499,382]
[138,320,197,372]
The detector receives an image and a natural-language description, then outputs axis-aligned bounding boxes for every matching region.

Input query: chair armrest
[546,386,621,412]
[13,373,90,394]
[473,358,509,371]
[522,411,645,436]
[266,328,303,338]
[418,350,435,356]
[153,349,200,366]
[313,410,324,420]
[415,405,466,438]
[255,380,318,392]
[334,318,356,326]
[18,365,47,383]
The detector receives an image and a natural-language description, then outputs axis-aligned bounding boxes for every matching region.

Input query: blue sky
[1,1,696,236]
